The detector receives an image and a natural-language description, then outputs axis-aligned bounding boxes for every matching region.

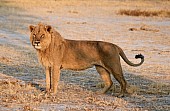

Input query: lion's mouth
[34,45,42,49]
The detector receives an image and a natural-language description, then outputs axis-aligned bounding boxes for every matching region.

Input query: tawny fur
[29,23,144,97]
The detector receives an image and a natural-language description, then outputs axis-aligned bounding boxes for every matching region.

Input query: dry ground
[0,0,170,110]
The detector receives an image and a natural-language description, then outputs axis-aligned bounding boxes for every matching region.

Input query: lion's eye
[41,34,45,38]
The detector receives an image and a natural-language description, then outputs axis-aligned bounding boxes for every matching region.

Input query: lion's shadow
[60,67,169,95]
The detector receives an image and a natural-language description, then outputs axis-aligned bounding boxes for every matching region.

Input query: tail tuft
[135,54,144,59]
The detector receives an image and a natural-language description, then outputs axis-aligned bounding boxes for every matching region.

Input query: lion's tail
[117,46,144,67]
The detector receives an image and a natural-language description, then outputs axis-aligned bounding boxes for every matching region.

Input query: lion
[29,23,144,97]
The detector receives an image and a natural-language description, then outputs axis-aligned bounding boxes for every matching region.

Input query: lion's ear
[29,25,35,32]
[45,25,52,33]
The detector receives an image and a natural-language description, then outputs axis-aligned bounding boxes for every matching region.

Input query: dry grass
[0,79,129,110]
[0,73,129,110]
[118,9,170,18]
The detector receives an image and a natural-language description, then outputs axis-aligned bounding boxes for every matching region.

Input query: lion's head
[29,23,52,51]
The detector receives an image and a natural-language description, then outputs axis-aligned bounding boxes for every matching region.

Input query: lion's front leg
[45,67,52,92]
[52,66,61,94]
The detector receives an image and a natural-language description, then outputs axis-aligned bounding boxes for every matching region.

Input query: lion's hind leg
[110,64,127,97]
[95,65,113,94]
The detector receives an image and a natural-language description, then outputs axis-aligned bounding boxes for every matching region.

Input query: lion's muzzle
[33,41,42,49]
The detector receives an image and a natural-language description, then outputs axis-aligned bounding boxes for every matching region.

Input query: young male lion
[29,23,144,97]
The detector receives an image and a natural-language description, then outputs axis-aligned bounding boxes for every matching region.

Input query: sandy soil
[0,0,170,110]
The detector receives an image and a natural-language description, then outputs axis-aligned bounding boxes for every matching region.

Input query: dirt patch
[129,25,159,32]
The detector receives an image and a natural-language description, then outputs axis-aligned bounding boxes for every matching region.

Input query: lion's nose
[34,41,40,45]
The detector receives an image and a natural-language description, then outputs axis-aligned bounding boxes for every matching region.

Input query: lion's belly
[61,61,95,71]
